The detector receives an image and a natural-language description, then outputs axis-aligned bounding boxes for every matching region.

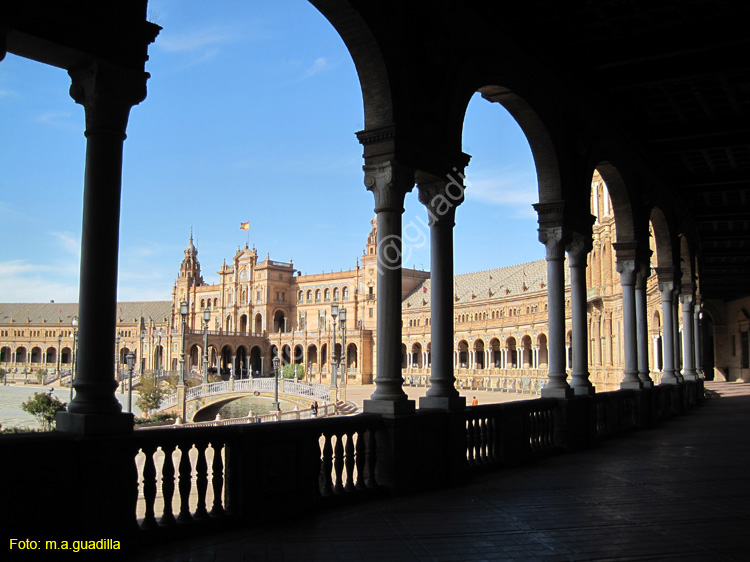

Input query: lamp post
[70,316,78,402]
[139,327,147,377]
[272,356,280,411]
[57,333,62,382]
[202,309,210,380]
[115,332,121,381]
[126,351,135,413]
[179,300,188,385]
[330,302,338,389]
[339,307,347,387]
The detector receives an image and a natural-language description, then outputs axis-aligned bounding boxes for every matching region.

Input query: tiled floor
[136,381,750,561]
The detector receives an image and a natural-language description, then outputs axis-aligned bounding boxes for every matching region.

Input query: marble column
[614,243,642,390]
[57,63,149,434]
[363,161,416,414]
[418,174,465,409]
[567,232,595,395]
[680,293,698,381]
[672,294,684,382]
[694,304,703,377]
[539,226,573,398]
[635,264,654,387]
[655,269,679,384]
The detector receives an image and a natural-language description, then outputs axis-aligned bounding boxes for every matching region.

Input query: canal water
[0,384,142,430]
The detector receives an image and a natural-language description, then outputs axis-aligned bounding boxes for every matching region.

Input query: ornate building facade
[3,173,726,392]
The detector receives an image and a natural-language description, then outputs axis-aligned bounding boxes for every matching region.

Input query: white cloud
[157,25,237,53]
[0,260,78,302]
[463,167,538,215]
[304,57,331,78]
[51,231,80,256]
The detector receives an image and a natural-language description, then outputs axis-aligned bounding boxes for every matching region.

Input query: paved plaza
[136,381,750,561]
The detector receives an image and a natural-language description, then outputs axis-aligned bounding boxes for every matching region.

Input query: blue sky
[0,0,541,303]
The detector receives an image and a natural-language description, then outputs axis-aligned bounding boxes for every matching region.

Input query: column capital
[363,161,415,213]
[635,263,651,289]
[679,293,694,305]
[616,259,638,285]
[416,169,465,227]
[566,231,592,267]
[69,62,150,138]
[538,226,570,260]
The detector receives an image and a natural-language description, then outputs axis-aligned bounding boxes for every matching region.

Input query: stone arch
[593,162,637,244]
[294,344,304,365]
[400,343,408,369]
[505,337,517,368]
[16,347,28,363]
[1,346,11,363]
[470,85,561,204]
[521,335,533,368]
[457,339,469,368]
[346,342,358,370]
[537,333,549,368]
[473,339,485,369]
[254,313,263,334]
[309,0,393,129]
[273,310,286,332]
[236,345,248,377]
[45,346,56,364]
[249,346,262,376]
[411,342,423,368]
[489,338,501,368]
[307,344,318,372]
[30,346,42,363]
[649,206,675,269]
[239,314,248,333]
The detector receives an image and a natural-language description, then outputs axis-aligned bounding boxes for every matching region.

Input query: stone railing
[3,380,703,551]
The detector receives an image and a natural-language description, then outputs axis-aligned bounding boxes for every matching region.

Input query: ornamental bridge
[156,378,339,423]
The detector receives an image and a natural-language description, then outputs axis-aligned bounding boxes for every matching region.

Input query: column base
[639,379,655,389]
[419,395,466,410]
[660,374,680,385]
[363,399,415,415]
[541,386,574,398]
[572,385,596,396]
[620,380,643,390]
[56,411,134,435]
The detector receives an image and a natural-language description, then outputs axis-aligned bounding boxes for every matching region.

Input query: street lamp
[179,300,188,385]
[202,309,210,380]
[126,351,135,413]
[115,332,121,381]
[70,316,78,402]
[139,327,147,377]
[330,303,338,389]
[339,307,347,387]
[57,333,62,382]
[271,356,280,411]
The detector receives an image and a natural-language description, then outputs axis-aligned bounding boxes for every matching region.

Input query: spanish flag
[240,222,249,231]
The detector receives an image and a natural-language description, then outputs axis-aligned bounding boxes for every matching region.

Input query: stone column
[680,292,697,381]
[363,161,416,414]
[567,232,595,395]
[538,226,573,398]
[694,304,703,377]
[418,174,465,409]
[672,294,684,382]
[635,264,654,387]
[655,268,679,384]
[57,63,149,434]
[614,243,642,389]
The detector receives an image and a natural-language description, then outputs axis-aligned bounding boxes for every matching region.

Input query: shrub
[21,392,67,431]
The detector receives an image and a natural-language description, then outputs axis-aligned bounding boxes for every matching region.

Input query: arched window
[333,287,339,301]
[324,288,330,302]
[200,299,205,309]
[315,289,321,303]
[306,290,312,303]
[342,286,349,300]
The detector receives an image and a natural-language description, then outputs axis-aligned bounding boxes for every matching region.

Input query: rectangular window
[369,308,373,318]
[742,332,749,369]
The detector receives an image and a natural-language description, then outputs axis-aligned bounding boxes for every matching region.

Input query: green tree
[135,376,164,413]
[21,392,67,431]
[0,367,6,384]
[35,368,46,384]
[281,363,304,379]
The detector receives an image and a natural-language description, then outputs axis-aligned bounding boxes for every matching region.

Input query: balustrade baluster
[365,429,377,489]
[319,434,334,496]
[159,443,177,526]
[355,429,366,490]
[344,431,356,492]
[194,440,209,520]
[140,444,158,530]
[479,418,488,464]
[333,434,345,494]
[466,419,475,465]
[177,443,193,523]
[209,440,225,517]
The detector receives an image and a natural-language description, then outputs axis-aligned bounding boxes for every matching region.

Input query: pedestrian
[311,400,319,418]
[471,396,478,406]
